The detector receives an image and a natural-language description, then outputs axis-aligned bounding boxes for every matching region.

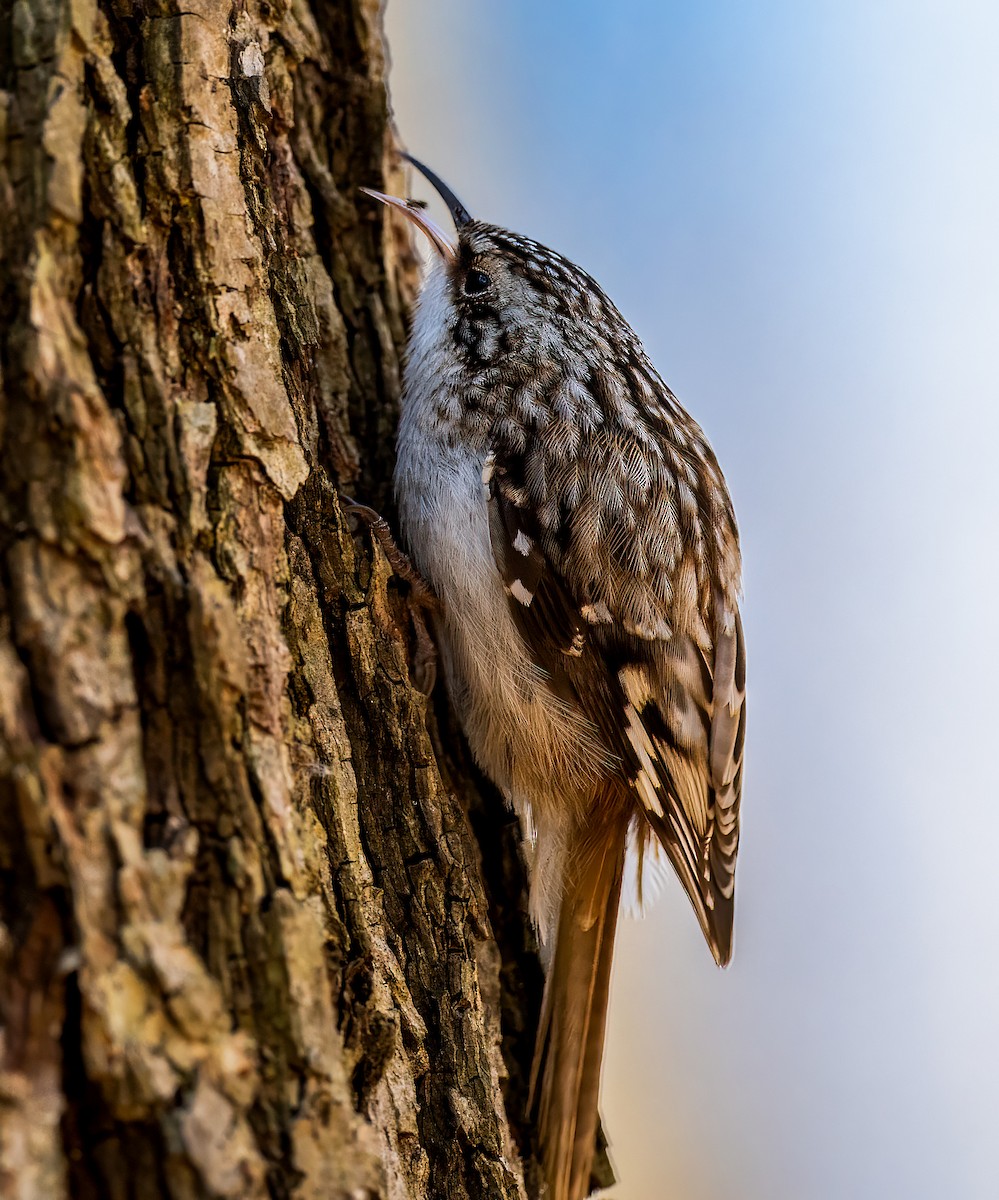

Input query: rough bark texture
[0,1,576,1196]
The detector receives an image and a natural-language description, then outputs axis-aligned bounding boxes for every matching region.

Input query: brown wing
[485,440,746,964]
[621,617,746,964]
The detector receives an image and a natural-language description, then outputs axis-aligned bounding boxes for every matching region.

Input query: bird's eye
[464,269,491,295]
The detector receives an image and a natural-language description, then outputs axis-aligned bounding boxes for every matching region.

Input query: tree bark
[0,2,591,1197]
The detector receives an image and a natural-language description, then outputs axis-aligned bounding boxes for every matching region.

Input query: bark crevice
[1,2,544,1198]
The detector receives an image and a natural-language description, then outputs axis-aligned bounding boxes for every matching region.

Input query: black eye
[464,269,491,295]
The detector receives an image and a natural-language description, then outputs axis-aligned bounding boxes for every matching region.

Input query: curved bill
[360,188,457,261]
[402,154,473,228]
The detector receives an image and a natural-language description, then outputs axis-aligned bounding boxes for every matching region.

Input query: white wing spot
[513,529,533,556]
[563,630,585,658]
[624,616,672,640]
[618,668,665,817]
[510,579,534,606]
[581,600,614,625]
[618,665,654,710]
[634,764,664,818]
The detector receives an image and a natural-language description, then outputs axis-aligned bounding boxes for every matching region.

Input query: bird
[361,156,746,1200]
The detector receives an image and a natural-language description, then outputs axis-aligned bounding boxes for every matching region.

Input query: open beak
[360,188,458,261]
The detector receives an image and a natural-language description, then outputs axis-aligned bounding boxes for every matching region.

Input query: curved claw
[411,615,438,696]
[339,494,439,609]
[339,493,440,695]
[341,496,382,527]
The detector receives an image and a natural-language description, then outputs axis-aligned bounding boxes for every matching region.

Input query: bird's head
[363,156,620,377]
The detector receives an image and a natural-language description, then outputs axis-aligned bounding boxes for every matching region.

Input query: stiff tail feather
[531,811,628,1200]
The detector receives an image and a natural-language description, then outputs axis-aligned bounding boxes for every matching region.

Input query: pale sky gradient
[384,4,999,1197]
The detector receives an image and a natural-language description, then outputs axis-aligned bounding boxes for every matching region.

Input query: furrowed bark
[0,1,604,1196]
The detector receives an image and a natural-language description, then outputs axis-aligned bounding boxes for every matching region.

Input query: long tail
[532,810,628,1200]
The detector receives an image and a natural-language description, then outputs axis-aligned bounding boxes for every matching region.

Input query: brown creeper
[364,157,746,1200]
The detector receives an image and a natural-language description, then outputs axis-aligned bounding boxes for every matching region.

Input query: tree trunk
[0,2,599,1197]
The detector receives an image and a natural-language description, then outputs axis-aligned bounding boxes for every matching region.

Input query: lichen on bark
[0,1,549,1197]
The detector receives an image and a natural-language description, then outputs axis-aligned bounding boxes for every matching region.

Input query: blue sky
[385,3,999,1196]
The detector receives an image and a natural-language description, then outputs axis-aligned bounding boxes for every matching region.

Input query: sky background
[383,4,999,1197]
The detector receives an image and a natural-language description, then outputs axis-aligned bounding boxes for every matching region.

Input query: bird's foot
[341,496,439,695]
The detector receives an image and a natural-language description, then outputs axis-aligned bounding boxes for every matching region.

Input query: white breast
[393,260,615,940]
[393,272,607,812]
